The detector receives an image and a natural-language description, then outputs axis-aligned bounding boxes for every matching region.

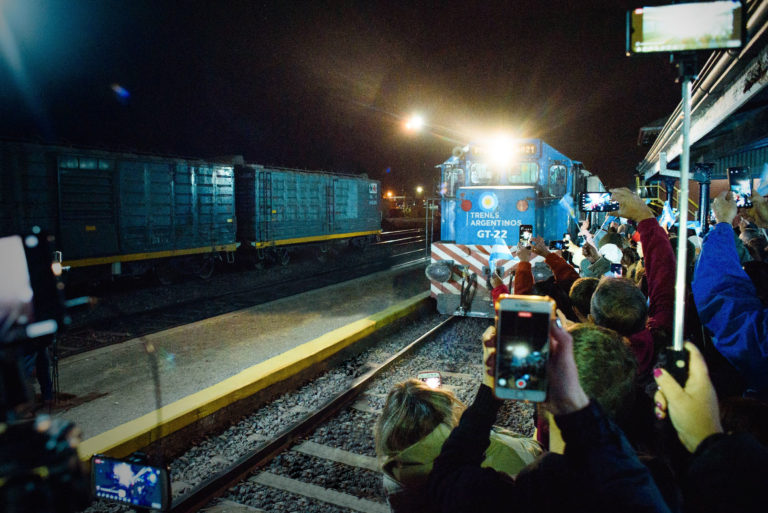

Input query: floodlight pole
[672,54,697,352]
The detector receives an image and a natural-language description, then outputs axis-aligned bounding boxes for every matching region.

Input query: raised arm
[692,192,768,394]
[611,188,674,332]
[531,236,580,283]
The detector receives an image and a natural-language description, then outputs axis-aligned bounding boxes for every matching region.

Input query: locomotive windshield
[467,161,539,185]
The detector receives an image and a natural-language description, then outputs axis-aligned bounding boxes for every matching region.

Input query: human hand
[711,190,737,225]
[490,270,503,289]
[610,188,654,222]
[582,242,599,263]
[531,236,550,257]
[481,325,496,388]
[546,319,589,415]
[748,193,768,228]
[556,308,574,329]
[653,342,723,453]
[516,245,532,262]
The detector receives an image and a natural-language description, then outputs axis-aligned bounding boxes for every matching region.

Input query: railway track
[59,233,427,358]
[84,314,534,513]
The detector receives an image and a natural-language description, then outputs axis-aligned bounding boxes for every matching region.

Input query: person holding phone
[374,379,542,512]
[692,191,768,400]
[653,342,767,513]
[427,321,670,513]
[589,188,675,378]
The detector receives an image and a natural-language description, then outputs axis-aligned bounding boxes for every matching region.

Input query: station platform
[50,262,430,461]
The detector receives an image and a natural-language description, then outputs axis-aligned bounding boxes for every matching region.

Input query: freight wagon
[0,141,381,282]
[0,141,237,282]
[235,165,381,266]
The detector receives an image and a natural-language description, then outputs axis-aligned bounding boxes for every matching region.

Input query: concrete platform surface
[54,263,428,444]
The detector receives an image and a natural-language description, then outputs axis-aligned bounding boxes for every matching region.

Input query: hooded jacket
[380,422,541,512]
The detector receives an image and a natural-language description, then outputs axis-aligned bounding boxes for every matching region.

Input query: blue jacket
[692,222,768,398]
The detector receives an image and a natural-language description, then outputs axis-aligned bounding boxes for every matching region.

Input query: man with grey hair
[590,189,675,377]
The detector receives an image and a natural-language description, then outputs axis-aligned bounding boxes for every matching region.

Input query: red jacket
[491,253,579,304]
[628,218,675,374]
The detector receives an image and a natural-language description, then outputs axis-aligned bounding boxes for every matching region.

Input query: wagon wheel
[350,237,370,252]
[155,262,178,285]
[315,244,330,263]
[196,255,216,280]
[277,248,290,266]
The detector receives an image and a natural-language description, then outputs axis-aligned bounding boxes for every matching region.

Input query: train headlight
[425,262,453,283]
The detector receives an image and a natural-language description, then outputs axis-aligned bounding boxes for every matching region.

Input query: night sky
[0,1,684,193]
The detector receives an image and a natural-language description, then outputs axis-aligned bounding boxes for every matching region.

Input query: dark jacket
[692,222,768,398]
[427,385,671,513]
[682,432,768,513]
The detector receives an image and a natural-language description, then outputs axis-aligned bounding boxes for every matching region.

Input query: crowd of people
[375,188,768,513]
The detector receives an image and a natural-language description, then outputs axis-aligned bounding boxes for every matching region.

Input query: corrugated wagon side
[0,141,238,281]
[235,164,380,265]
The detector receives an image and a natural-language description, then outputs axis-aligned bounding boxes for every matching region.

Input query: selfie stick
[661,56,695,387]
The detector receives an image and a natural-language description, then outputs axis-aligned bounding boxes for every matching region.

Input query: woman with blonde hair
[374,378,541,512]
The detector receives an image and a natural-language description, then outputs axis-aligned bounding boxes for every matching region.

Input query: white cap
[598,243,623,264]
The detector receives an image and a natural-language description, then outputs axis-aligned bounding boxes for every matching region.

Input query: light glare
[488,135,515,167]
[404,114,424,132]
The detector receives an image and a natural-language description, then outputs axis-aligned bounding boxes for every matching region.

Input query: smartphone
[417,371,442,389]
[91,455,171,511]
[494,295,555,402]
[519,225,533,246]
[549,240,565,250]
[610,263,624,277]
[626,1,744,54]
[579,192,620,212]
[728,166,753,208]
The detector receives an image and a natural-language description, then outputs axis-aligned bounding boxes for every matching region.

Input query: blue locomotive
[426,139,602,317]
[0,141,380,282]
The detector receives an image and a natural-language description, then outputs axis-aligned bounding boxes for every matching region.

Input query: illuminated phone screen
[580,192,620,212]
[92,457,169,511]
[728,167,752,208]
[496,308,549,399]
[628,1,743,54]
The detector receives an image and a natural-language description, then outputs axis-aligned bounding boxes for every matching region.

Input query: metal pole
[698,180,711,235]
[425,199,429,257]
[672,78,692,352]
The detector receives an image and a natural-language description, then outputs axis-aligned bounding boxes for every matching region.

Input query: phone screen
[549,240,564,250]
[519,225,533,245]
[579,192,620,212]
[495,306,550,401]
[417,371,442,389]
[728,167,752,208]
[627,1,743,54]
[610,263,623,277]
[92,456,170,511]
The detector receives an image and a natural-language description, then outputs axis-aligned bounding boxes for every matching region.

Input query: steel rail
[168,315,457,513]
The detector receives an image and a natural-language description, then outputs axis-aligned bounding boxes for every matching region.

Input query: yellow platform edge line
[78,291,430,461]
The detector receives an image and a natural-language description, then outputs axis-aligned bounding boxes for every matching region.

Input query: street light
[404,114,424,132]
[416,185,424,195]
